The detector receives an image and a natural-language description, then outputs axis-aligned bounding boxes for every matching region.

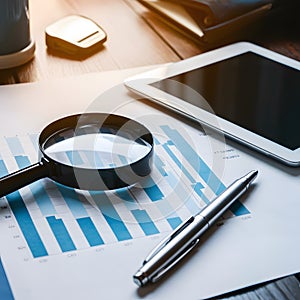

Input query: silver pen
[133,170,258,287]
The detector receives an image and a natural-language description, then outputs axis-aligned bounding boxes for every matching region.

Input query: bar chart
[0,125,250,259]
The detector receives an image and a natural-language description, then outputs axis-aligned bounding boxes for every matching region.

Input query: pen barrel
[202,172,255,225]
[136,214,208,284]
[134,170,257,287]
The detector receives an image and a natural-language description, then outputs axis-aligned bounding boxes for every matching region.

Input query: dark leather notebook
[138,0,298,44]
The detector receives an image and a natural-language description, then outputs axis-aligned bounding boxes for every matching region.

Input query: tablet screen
[151,52,300,150]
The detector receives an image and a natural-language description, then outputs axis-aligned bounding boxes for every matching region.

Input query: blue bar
[160,125,250,216]
[77,217,104,247]
[83,150,94,167]
[104,215,132,241]
[8,192,48,258]
[14,155,29,169]
[115,189,139,213]
[0,258,14,300]
[46,216,76,252]
[82,150,104,168]
[154,137,160,145]
[148,169,188,216]
[118,154,127,165]
[94,152,104,168]
[143,177,164,201]
[131,209,159,236]
[162,143,195,183]
[0,160,7,177]
[161,125,225,194]
[162,169,200,215]
[6,136,24,156]
[90,192,132,241]
[193,182,210,205]
[14,155,56,216]
[29,133,39,150]
[115,189,139,209]
[116,189,135,203]
[230,201,251,216]
[29,183,56,216]
[66,151,84,166]
[56,185,88,219]
[167,217,182,229]
[161,157,198,215]
[0,159,48,258]
[184,194,202,215]
[154,155,167,177]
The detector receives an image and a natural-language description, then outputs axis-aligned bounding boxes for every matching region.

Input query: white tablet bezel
[124,42,300,167]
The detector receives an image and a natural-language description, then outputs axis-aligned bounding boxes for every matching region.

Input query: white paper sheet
[0,67,299,300]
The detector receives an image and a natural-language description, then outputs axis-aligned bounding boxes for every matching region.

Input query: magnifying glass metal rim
[0,113,154,198]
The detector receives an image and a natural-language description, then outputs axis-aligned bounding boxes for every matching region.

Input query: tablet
[124,42,300,167]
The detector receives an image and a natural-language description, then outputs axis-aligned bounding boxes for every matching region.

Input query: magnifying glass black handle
[0,162,48,198]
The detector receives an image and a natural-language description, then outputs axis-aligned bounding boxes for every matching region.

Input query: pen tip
[246,170,258,183]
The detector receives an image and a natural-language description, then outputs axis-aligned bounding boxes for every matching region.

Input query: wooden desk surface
[1,0,300,298]
[1,0,300,85]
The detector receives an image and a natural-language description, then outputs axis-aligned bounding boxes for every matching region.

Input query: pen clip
[144,216,195,263]
[151,238,200,283]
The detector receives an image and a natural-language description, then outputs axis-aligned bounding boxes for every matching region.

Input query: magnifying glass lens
[43,128,152,169]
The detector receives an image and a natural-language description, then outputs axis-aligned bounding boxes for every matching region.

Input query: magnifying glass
[0,113,154,198]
